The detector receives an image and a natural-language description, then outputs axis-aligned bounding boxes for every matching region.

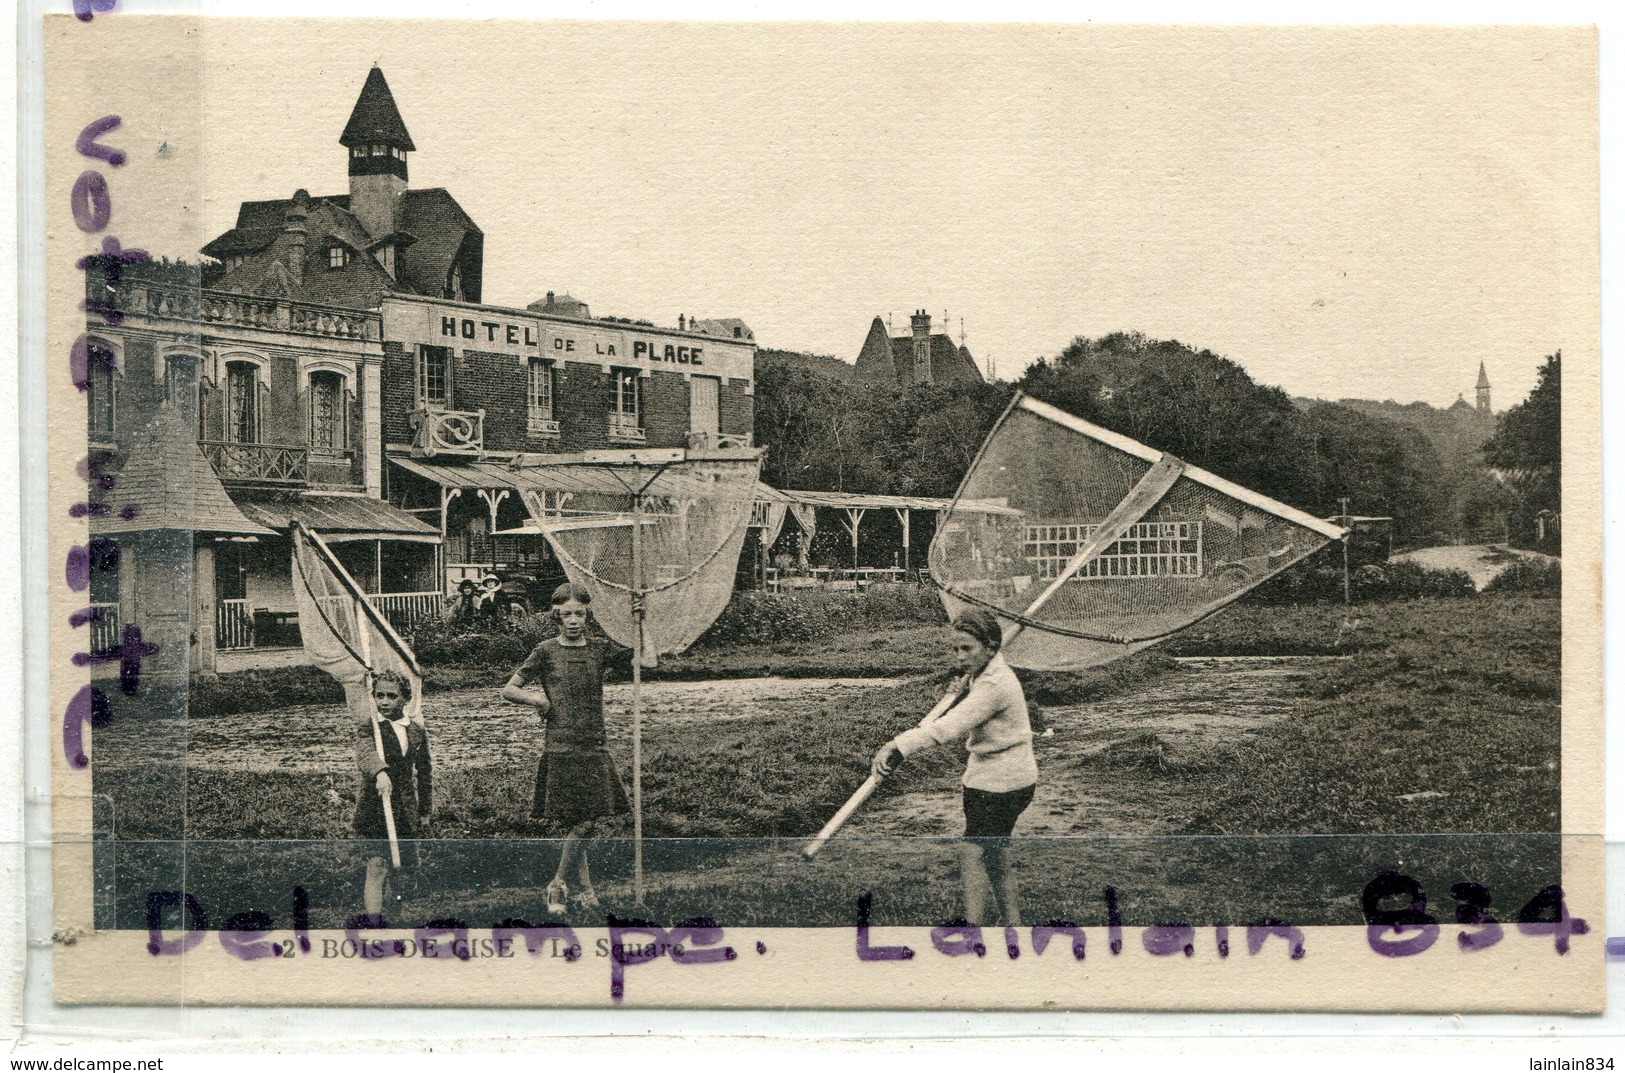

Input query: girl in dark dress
[501,583,631,915]
[354,670,433,918]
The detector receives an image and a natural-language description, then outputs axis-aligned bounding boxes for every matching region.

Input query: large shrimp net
[291,521,424,724]
[930,394,1344,671]
[515,457,762,660]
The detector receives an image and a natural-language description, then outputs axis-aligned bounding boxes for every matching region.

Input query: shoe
[576,886,601,911]
[545,879,568,915]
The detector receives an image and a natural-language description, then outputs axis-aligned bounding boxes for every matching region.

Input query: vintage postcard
[37,16,1601,1012]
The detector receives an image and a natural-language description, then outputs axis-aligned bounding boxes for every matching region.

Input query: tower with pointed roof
[203,67,482,308]
[1476,361,1491,413]
[342,66,415,243]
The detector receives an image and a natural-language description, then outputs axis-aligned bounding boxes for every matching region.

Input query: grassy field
[93,594,1561,930]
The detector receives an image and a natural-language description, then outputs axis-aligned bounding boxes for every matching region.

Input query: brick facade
[721,377,754,438]
[382,338,756,455]
[381,340,415,445]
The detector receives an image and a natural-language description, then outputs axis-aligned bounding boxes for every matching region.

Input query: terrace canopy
[235,494,442,544]
[390,454,1015,578]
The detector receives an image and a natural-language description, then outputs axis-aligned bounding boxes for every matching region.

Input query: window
[612,368,641,417]
[371,144,386,156]
[163,354,201,433]
[352,146,365,159]
[446,264,463,301]
[225,361,260,444]
[416,345,451,407]
[308,371,347,454]
[1023,521,1202,580]
[328,246,348,270]
[527,358,557,433]
[609,367,643,440]
[86,344,117,437]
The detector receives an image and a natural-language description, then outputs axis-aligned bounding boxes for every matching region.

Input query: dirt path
[844,656,1334,841]
[181,676,913,772]
[1394,543,1555,590]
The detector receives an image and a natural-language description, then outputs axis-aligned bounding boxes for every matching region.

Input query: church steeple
[1476,361,1491,413]
[341,67,413,239]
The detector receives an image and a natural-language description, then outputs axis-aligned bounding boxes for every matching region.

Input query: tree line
[756,333,1557,551]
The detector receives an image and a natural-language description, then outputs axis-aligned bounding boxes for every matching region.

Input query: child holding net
[354,669,433,920]
[502,582,633,915]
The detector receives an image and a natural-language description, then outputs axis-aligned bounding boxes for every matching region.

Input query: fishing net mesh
[930,397,1341,671]
[292,525,424,724]
[519,458,761,660]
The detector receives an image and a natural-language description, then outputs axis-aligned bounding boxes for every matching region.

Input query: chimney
[911,309,932,341]
[283,189,310,287]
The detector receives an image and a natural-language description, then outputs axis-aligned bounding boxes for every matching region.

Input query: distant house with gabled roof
[854,309,981,387]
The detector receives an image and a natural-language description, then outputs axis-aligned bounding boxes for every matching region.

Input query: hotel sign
[381,297,753,382]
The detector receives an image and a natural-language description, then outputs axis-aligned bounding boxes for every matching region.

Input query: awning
[767,488,1020,515]
[234,493,441,543]
[389,456,1013,515]
[391,455,772,502]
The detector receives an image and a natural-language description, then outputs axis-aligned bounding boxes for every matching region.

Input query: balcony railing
[308,447,361,489]
[214,591,441,651]
[411,407,485,458]
[528,415,561,437]
[369,591,443,630]
[117,282,379,341]
[200,440,309,485]
[86,602,120,657]
[608,412,645,442]
[687,430,752,451]
[216,598,254,650]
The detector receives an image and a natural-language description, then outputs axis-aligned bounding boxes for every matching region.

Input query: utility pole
[1339,496,1352,605]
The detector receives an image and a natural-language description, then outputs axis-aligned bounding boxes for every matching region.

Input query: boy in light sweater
[872,608,1036,926]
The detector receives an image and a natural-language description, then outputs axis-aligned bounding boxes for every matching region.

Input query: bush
[1246,559,1476,605]
[696,584,947,646]
[406,613,558,668]
[189,666,343,717]
[1483,557,1561,596]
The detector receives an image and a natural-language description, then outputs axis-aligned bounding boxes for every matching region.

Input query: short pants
[961,783,1036,841]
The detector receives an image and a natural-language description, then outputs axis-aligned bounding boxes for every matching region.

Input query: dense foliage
[1483,351,1561,550]
[755,332,1535,549]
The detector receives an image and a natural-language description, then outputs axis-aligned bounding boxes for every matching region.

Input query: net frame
[930,392,1346,655]
[291,520,426,868]
[507,453,763,903]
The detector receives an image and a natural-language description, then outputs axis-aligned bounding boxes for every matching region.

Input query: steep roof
[235,493,439,540]
[200,188,482,308]
[339,67,416,151]
[887,333,983,385]
[854,316,894,385]
[1477,361,1491,389]
[690,317,755,342]
[855,315,982,387]
[93,408,275,537]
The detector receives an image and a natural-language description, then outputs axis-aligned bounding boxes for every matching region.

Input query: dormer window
[328,246,349,270]
[371,144,386,156]
[352,146,365,159]
[393,147,406,161]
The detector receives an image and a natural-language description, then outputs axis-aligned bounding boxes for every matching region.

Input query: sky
[64,18,1597,409]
